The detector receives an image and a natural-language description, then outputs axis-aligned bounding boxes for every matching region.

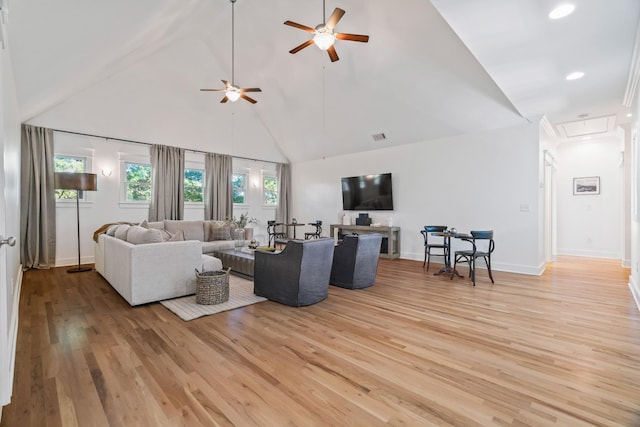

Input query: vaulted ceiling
[7,0,640,163]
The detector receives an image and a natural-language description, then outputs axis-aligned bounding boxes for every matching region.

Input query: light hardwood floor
[2,257,639,426]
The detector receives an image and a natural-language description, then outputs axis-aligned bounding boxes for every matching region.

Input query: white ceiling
[6,0,640,162]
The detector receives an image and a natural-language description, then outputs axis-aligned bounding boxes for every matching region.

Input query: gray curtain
[275,163,291,224]
[149,144,184,221]
[204,153,233,220]
[20,124,56,269]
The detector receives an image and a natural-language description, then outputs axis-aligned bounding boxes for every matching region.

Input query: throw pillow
[168,230,185,242]
[209,222,231,241]
[106,224,119,236]
[160,229,173,242]
[126,226,163,245]
[147,221,164,230]
[114,224,131,240]
[139,219,149,228]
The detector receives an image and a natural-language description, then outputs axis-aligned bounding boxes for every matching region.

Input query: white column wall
[291,123,544,275]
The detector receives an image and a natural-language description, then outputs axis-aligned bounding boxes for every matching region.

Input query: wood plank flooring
[2,257,639,426]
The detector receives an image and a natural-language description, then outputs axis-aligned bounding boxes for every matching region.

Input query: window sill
[119,202,150,209]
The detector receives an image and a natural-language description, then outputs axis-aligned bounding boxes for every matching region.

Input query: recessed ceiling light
[549,3,575,19]
[566,71,584,81]
[626,113,633,118]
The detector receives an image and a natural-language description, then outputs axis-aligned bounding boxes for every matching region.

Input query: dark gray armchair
[254,238,335,306]
[330,234,382,289]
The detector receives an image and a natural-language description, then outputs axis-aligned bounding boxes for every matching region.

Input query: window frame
[232,171,248,206]
[120,160,152,206]
[184,164,205,207]
[54,154,93,204]
[262,172,278,207]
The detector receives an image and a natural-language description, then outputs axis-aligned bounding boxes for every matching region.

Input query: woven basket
[195,268,230,305]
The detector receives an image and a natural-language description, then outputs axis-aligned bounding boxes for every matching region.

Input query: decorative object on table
[450,228,457,234]
[355,213,371,226]
[233,228,246,249]
[54,172,98,273]
[291,218,297,224]
[195,268,231,305]
[248,239,258,249]
[233,213,258,240]
[257,246,276,252]
[573,176,600,195]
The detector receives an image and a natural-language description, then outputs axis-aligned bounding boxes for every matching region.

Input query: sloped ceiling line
[623,19,640,107]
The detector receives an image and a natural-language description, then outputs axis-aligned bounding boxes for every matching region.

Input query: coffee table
[213,249,255,278]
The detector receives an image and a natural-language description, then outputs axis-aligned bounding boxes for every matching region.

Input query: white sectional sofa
[95,220,238,306]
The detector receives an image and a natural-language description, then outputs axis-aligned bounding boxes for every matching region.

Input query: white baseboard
[398,253,544,275]
[55,256,95,267]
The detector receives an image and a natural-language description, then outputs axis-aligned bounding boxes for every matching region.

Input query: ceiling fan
[200,0,261,104]
[284,0,369,62]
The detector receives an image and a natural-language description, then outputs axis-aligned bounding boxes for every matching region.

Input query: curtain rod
[50,128,281,165]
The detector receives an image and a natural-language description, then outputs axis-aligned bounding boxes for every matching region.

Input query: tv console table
[330,224,400,259]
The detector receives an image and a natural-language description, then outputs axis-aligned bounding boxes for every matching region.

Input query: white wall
[53,132,278,266]
[291,123,544,275]
[1,29,25,407]
[556,133,624,259]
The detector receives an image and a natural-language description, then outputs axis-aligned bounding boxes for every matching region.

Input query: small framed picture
[573,176,600,195]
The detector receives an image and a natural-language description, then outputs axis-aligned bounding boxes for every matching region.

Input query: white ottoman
[201,255,223,272]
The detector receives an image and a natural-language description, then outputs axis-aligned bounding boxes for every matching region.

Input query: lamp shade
[54,172,98,191]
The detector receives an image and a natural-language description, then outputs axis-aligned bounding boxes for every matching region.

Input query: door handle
[0,236,16,247]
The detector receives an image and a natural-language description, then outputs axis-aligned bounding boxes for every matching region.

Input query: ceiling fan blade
[240,88,262,93]
[220,96,229,103]
[240,94,257,104]
[221,79,232,88]
[326,8,345,30]
[200,88,225,92]
[327,45,339,62]
[289,39,314,54]
[336,33,369,43]
[284,20,315,33]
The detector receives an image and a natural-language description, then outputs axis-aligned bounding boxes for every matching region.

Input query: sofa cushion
[202,255,223,272]
[208,221,232,241]
[114,224,131,240]
[127,226,164,245]
[164,220,205,241]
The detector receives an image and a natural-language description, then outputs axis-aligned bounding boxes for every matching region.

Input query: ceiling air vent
[372,132,387,142]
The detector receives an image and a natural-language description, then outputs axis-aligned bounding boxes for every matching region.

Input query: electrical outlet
[519,203,530,212]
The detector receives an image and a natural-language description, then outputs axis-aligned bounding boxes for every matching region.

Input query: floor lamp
[54,172,98,273]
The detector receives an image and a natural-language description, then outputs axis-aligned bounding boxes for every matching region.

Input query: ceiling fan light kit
[284,0,369,62]
[200,0,261,105]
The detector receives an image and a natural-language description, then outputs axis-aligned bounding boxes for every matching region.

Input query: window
[54,155,86,200]
[263,175,278,206]
[184,168,204,203]
[124,162,152,202]
[233,173,247,204]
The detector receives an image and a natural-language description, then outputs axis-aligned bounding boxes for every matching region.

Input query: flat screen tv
[341,173,394,211]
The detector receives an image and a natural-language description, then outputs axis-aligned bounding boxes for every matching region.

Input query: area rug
[160,275,267,321]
